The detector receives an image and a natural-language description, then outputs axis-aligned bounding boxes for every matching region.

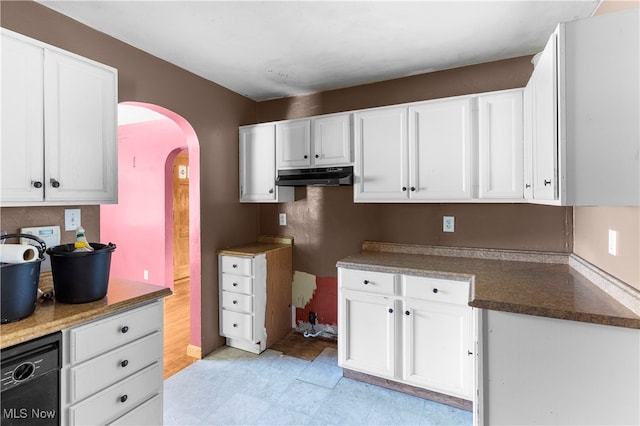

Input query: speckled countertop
[217,235,294,257]
[1,275,171,349]
[337,242,640,329]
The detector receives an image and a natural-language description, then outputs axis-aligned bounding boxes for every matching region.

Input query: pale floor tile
[164,346,472,425]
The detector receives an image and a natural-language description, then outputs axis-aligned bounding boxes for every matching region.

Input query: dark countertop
[337,242,640,329]
[1,275,171,349]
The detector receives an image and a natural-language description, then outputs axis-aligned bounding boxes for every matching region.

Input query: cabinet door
[523,80,534,199]
[402,298,473,399]
[530,32,558,201]
[478,90,524,199]
[338,290,398,379]
[276,119,311,168]
[1,32,45,203]
[408,98,473,200]
[239,124,293,202]
[313,113,352,166]
[44,49,117,203]
[353,106,408,202]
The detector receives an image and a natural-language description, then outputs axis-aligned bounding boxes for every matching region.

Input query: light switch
[65,209,81,231]
[279,213,287,226]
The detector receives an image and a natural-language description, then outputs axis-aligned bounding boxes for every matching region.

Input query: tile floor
[164,346,472,425]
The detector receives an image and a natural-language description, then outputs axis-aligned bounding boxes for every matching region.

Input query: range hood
[276,166,353,187]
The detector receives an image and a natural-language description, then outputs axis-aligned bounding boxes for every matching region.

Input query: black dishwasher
[1,332,61,425]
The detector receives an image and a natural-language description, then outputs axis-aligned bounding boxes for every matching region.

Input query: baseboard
[342,368,472,412]
[186,344,202,359]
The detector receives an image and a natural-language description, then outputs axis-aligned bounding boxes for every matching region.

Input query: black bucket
[46,242,116,304]
[1,234,46,323]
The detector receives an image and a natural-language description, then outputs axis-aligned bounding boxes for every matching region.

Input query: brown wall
[258,58,573,277]
[0,1,259,355]
[572,0,640,290]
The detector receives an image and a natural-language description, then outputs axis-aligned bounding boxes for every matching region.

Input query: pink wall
[101,117,183,288]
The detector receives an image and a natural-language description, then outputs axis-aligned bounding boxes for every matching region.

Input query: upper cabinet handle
[32,181,43,189]
[544,179,552,186]
[315,154,319,159]
[50,178,60,188]
[402,187,407,192]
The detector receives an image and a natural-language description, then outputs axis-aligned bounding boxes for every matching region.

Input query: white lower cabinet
[338,267,475,402]
[62,301,164,425]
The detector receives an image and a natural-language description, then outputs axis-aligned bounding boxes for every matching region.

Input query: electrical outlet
[279,213,287,226]
[443,216,455,233]
[608,229,617,256]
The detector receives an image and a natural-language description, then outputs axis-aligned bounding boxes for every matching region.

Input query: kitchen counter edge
[337,242,640,330]
[1,277,172,349]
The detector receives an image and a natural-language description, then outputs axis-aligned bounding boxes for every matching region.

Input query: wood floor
[163,278,337,377]
[163,277,198,378]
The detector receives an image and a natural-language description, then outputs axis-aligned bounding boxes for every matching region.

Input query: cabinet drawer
[68,332,162,403]
[108,394,162,426]
[68,362,161,426]
[339,268,396,295]
[221,291,253,313]
[221,310,253,341]
[401,275,469,305]
[221,255,253,276]
[69,301,162,364]
[221,273,253,295]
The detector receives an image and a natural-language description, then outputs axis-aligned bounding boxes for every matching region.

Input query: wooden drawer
[339,268,396,295]
[221,291,253,314]
[68,332,162,403]
[221,255,253,276]
[108,394,162,426]
[401,275,469,305]
[221,273,253,295]
[68,362,161,426]
[221,310,253,341]
[69,301,162,364]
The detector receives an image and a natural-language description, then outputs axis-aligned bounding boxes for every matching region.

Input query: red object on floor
[296,276,338,326]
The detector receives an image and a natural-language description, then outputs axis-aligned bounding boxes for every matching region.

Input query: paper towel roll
[0,244,39,263]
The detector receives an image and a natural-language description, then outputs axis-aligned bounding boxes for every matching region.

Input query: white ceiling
[37,1,601,101]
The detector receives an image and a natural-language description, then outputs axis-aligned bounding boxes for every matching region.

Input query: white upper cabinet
[408,97,473,200]
[527,9,639,205]
[353,106,408,201]
[478,89,524,199]
[43,50,117,203]
[1,32,45,203]
[240,123,293,203]
[0,29,118,206]
[276,112,351,169]
[355,92,522,203]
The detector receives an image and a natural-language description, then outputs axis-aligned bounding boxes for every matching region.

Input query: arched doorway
[101,102,202,376]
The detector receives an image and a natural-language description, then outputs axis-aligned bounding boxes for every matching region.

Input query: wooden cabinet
[408,97,473,200]
[0,29,117,206]
[478,89,524,199]
[239,123,293,202]
[353,106,408,201]
[338,267,474,401]
[525,9,639,205]
[354,91,522,203]
[276,113,352,169]
[61,301,164,426]
[218,238,293,354]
